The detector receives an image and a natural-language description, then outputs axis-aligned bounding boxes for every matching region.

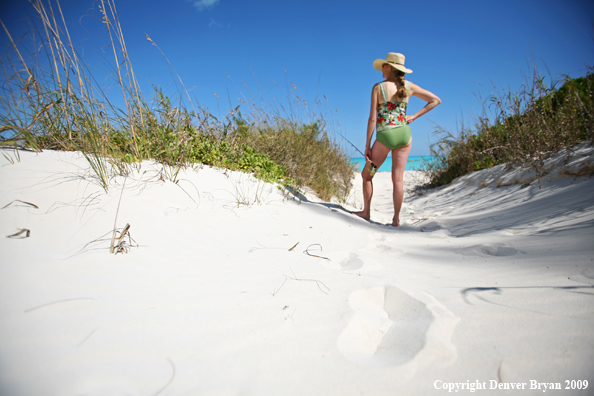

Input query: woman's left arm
[406,82,441,124]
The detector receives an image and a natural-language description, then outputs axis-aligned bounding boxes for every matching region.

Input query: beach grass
[426,63,594,187]
[0,0,354,201]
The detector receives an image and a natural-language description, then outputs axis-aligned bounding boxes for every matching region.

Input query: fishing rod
[333,127,366,157]
[344,135,366,157]
[333,127,379,175]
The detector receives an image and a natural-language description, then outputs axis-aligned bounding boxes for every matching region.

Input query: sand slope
[1,147,593,395]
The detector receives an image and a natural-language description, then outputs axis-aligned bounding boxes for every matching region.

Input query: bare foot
[351,211,370,221]
[392,217,400,227]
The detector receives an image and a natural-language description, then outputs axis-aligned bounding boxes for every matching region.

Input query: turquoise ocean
[350,156,435,172]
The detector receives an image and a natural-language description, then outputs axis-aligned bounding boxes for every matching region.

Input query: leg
[352,140,390,220]
[390,137,412,227]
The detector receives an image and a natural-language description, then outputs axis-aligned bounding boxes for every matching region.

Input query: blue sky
[1,0,593,156]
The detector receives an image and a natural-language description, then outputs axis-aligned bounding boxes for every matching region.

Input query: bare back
[376,80,411,106]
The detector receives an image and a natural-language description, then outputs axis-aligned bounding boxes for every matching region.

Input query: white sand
[1,145,593,395]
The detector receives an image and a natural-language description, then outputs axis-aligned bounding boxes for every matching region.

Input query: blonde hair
[389,67,407,99]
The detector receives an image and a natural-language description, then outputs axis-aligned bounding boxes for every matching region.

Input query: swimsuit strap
[379,82,388,103]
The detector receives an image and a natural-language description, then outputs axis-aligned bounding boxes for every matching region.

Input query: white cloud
[208,18,223,28]
[192,0,220,11]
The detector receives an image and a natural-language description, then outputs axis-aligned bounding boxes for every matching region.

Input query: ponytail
[390,67,408,99]
[397,72,407,99]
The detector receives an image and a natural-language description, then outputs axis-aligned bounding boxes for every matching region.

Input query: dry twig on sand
[6,228,31,238]
[272,278,288,297]
[25,298,96,313]
[286,268,330,295]
[303,243,330,261]
[110,178,127,254]
[249,241,300,253]
[150,358,176,396]
[1,200,39,209]
[288,242,299,251]
[113,223,131,254]
[272,267,331,296]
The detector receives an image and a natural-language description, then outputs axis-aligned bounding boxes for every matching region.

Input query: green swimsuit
[376,81,412,150]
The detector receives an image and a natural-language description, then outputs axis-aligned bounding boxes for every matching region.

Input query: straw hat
[373,52,413,74]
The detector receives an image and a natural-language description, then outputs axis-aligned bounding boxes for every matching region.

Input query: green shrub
[240,120,355,201]
[427,70,594,187]
[0,0,352,200]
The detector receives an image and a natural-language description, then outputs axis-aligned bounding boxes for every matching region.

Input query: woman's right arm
[406,82,441,124]
[365,84,379,160]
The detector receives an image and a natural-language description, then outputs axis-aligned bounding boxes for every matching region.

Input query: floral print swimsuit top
[376,81,410,131]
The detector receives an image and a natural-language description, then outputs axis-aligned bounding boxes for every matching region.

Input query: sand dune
[1,146,593,395]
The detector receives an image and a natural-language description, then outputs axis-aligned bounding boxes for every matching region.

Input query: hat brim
[373,59,413,74]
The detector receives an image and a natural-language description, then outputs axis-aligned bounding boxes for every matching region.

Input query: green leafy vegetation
[427,68,594,187]
[241,120,354,201]
[0,0,353,201]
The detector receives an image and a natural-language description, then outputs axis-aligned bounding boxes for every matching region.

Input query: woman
[352,52,441,226]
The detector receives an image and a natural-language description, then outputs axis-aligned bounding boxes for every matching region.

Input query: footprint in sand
[340,253,365,270]
[337,286,459,368]
[321,252,382,273]
[455,243,522,257]
[369,233,389,242]
[361,234,407,256]
[360,243,407,256]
